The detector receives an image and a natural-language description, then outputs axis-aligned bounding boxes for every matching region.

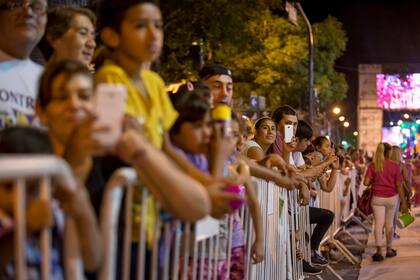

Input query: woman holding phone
[36,59,211,221]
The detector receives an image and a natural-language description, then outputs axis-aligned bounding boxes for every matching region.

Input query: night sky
[301,0,420,130]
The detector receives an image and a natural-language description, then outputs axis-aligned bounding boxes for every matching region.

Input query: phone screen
[93,84,127,148]
[284,124,293,143]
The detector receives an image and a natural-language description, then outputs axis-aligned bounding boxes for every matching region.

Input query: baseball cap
[199,63,232,79]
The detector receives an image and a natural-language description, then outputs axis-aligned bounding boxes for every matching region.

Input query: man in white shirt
[0,0,47,128]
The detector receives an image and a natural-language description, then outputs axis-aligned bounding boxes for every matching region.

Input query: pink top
[365,160,402,197]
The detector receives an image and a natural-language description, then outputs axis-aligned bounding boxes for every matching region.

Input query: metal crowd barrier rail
[99,168,318,280]
[0,158,365,280]
[318,168,366,269]
[0,155,83,280]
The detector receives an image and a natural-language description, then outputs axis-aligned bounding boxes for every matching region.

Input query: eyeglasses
[0,0,47,16]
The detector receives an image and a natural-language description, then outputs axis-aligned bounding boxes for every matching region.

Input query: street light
[339,116,345,122]
[332,107,341,115]
[353,131,358,136]
[403,113,410,119]
[343,121,350,128]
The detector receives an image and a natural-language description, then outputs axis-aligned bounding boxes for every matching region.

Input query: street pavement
[359,207,420,280]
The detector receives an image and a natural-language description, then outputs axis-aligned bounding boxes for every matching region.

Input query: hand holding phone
[284,124,293,143]
[93,84,127,149]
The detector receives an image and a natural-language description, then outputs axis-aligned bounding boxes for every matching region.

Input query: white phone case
[94,84,127,148]
[284,124,293,143]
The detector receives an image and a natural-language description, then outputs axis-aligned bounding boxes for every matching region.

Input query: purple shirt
[174,146,209,173]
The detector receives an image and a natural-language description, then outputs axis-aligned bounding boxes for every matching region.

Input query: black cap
[199,64,232,79]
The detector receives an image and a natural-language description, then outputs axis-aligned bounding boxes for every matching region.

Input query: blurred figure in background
[39,6,97,67]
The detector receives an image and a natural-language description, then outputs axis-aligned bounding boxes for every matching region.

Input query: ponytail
[373,143,385,172]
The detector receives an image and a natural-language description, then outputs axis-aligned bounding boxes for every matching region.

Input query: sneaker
[303,260,322,275]
[311,251,329,267]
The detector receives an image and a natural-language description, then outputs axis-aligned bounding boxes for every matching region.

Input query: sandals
[386,248,397,258]
[372,253,384,262]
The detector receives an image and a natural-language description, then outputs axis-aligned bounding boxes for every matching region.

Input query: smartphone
[93,83,127,148]
[284,124,293,143]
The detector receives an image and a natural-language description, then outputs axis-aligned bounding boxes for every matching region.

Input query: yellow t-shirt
[95,61,178,148]
[96,61,178,245]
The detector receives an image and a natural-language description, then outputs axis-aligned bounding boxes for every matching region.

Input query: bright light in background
[325,135,330,140]
[339,116,345,122]
[416,119,420,124]
[389,121,394,126]
[332,107,341,115]
[343,121,350,128]
[353,131,358,136]
[341,140,348,147]
[397,120,403,125]
[403,113,410,119]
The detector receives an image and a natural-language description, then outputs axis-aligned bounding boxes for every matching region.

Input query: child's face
[230,120,243,153]
[174,113,211,154]
[296,138,310,152]
[117,3,163,64]
[317,139,331,157]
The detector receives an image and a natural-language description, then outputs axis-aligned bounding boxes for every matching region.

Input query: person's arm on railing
[233,160,264,263]
[322,160,340,193]
[239,155,297,190]
[116,130,212,221]
[54,184,102,272]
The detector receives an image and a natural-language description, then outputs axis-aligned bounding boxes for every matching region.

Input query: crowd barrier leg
[171,221,182,280]
[331,239,359,265]
[137,187,148,280]
[336,228,365,248]
[14,178,27,280]
[325,265,344,280]
[40,176,52,280]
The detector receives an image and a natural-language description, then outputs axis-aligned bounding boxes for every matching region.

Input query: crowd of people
[0,0,419,279]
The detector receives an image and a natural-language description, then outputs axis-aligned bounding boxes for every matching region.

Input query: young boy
[96,0,237,222]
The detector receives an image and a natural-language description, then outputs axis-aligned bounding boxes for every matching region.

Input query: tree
[160,1,348,111]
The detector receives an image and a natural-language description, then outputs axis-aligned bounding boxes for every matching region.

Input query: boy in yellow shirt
[97,0,242,220]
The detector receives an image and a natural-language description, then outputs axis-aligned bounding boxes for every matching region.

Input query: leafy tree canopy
[160,1,348,111]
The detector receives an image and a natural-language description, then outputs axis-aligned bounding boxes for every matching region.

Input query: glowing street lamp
[403,113,410,119]
[353,131,358,136]
[338,116,345,122]
[332,107,341,115]
[343,121,350,128]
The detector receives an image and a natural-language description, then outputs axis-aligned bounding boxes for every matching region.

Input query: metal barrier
[318,168,367,269]
[99,167,223,280]
[0,155,82,280]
